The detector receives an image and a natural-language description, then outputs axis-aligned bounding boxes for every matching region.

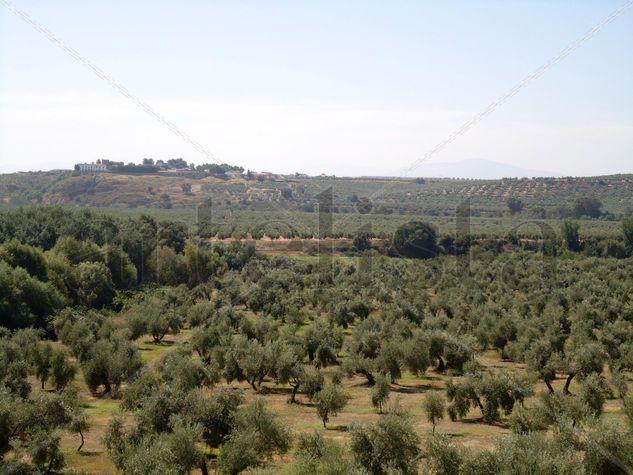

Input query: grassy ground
[26,254,629,473]
[52,326,629,474]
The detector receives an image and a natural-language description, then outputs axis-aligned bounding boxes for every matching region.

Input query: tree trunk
[46,455,55,475]
[436,355,445,372]
[563,373,575,394]
[545,380,555,394]
[289,384,299,403]
[200,459,209,475]
[78,429,85,452]
[358,369,376,386]
[250,380,258,391]
[104,381,112,395]
[475,397,485,414]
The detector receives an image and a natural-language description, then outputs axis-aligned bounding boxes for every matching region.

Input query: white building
[76,162,108,172]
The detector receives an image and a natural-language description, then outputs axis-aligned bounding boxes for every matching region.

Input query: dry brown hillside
[42,173,228,208]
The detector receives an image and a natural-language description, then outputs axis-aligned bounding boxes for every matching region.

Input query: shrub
[393,221,438,259]
[350,412,421,475]
[314,383,350,428]
[423,392,446,433]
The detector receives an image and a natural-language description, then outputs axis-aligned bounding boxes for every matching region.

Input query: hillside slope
[0,170,632,217]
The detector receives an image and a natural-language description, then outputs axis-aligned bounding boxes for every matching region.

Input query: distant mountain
[414,159,562,179]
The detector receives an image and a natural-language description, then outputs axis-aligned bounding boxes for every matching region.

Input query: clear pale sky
[1,0,632,176]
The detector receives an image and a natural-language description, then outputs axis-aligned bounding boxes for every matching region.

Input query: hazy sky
[1,0,632,176]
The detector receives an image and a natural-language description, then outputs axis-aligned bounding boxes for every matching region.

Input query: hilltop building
[75,162,108,172]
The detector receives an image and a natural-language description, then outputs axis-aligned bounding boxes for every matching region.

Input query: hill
[414,158,562,179]
[1,170,631,218]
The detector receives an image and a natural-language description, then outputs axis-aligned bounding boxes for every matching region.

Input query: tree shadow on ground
[141,339,176,346]
[327,424,349,432]
[76,451,101,457]
[390,383,435,394]
[459,417,508,429]
[259,386,292,395]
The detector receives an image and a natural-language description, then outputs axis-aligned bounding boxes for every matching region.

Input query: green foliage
[217,430,261,475]
[72,261,116,308]
[426,431,587,475]
[105,417,206,475]
[102,244,138,289]
[0,260,63,330]
[506,197,524,215]
[524,338,559,393]
[507,406,546,435]
[157,220,188,255]
[423,391,446,432]
[403,330,432,375]
[583,422,633,475]
[185,387,243,447]
[561,220,581,251]
[81,333,142,395]
[0,388,85,473]
[371,373,391,413]
[54,308,114,360]
[33,341,53,389]
[184,243,227,287]
[0,239,49,280]
[303,320,342,367]
[127,295,183,343]
[623,216,633,253]
[290,432,361,475]
[624,394,633,428]
[353,232,372,251]
[28,430,65,473]
[536,392,588,429]
[446,370,533,423]
[425,433,463,475]
[224,336,276,390]
[561,340,607,394]
[218,398,290,474]
[145,246,187,286]
[314,383,350,428]
[47,237,128,305]
[2,204,633,474]
[298,368,325,401]
[0,333,33,398]
[393,221,438,259]
[350,411,421,475]
[578,374,609,416]
[573,196,603,219]
[272,342,306,403]
[49,347,77,390]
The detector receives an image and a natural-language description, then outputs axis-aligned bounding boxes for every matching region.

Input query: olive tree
[218,398,290,474]
[371,373,391,413]
[314,383,350,428]
[393,221,438,259]
[424,392,446,433]
[350,411,421,475]
[81,334,142,396]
